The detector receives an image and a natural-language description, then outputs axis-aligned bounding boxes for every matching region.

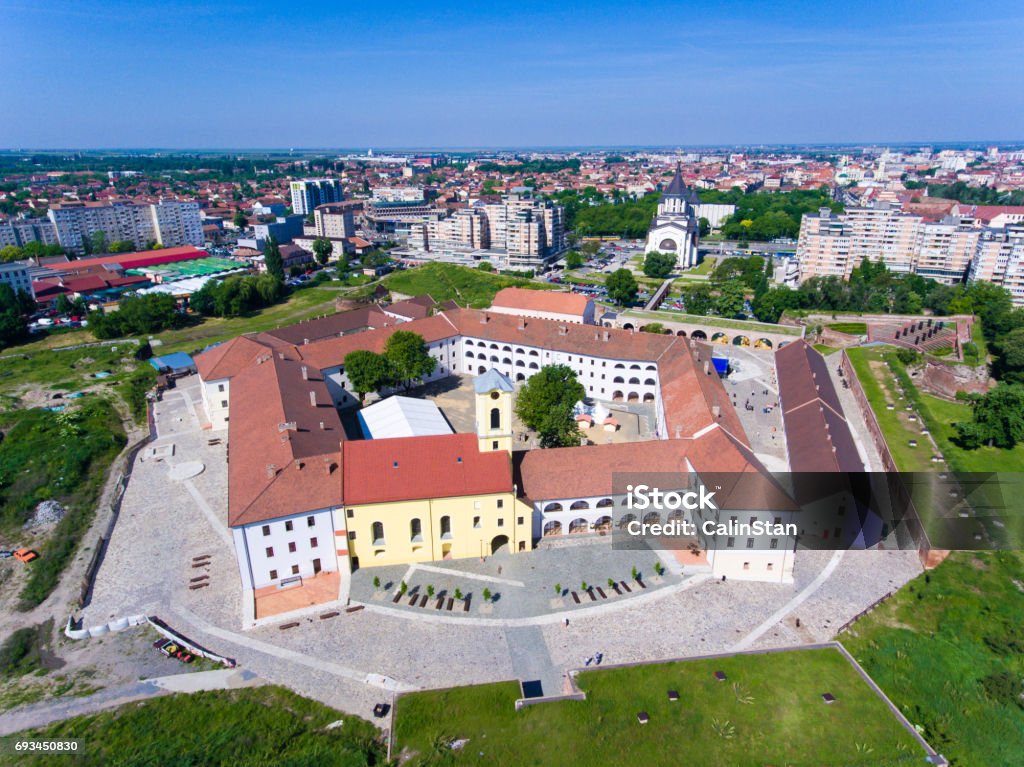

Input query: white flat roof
[358,396,453,440]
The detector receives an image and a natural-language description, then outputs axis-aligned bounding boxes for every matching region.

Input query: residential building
[482,193,565,269]
[0,260,43,298]
[313,204,356,240]
[968,226,1024,305]
[289,178,344,216]
[47,200,202,254]
[0,218,60,249]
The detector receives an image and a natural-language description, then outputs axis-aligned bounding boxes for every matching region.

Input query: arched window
[410,518,422,541]
[440,515,452,538]
[466,351,475,358]
[490,407,501,429]
[628,377,640,385]
[613,376,624,384]
[372,521,385,545]
[644,378,655,385]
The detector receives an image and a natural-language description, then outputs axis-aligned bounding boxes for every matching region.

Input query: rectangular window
[307,516,315,527]
[269,569,277,580]
[767,563,774,571]
[291,565,299,575]
[473,516,481,528]
[218,383,225,392]
[347,509,354,518]
[726,537,735,548]
[497,499,504,509]
[746,538,754,549]
[729,516,737,525]
[743,562,750,570]
[497,518,504,527]
[348,531,356,540]
[220,400,228,408]
[473,501,481,510]
[749,517,756,526]
[310,537,318,548]
[265,547,274,557]
[261,525,270,536]
[770,538,778,549]
[517,516,524,525]
[492,441,498,450]
[773,517,781,526]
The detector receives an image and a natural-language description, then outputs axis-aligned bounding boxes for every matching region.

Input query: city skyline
[3,0,1023,149]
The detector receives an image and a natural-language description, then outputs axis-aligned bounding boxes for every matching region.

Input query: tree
[955,384,1024,449]
[581,240,601,257]
[108,240,135,253]
[0,284,33,349]
[89,293,184,338]
[89,230,108,254]
[698,217,711,237]
[641,323,667,334]
[752,287,799,324]
[564,250,584,270]
[994,327,1024,384]
[55,293,74,316]
[606,268,638,306]
[682,284,713,316]
[514,364,585,448]
[476,261,494,272]
[714,281,746,318]
[384,331,436,389]
[233,210,248,229]
[263,236,285,281]
[312,238,333,266]
[343,350,393,402]
[642,251,675,279]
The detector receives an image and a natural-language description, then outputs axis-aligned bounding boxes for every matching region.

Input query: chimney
[674,425,682,439]
[558,325,568,336]
[689,338,696,349]
[603,331,610,342]
[309,390,317,407]
[319,421,325,430]
[265,464,277,479]
[304,338,310,345]
[301,366,309,380]
[517,317,526,330]
[278,352,285,360]
[294,459,304,470]
[703,361,710,375]
[480,313,489,324]
[712,405,721,418]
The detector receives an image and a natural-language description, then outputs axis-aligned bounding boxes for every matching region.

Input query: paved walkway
[0,682,165,737]
[505,625,563,698]
[730,550,845,651]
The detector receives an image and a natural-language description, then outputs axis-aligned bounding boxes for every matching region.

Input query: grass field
[0,399,127,609]
[1,686,385,767]
[383,262,554,309]
[828,322,868,335]
[845,347,1024,474]
[813,343,840,355]
[393,648,922,767]
[153,282,358,354]
[842,551,1024,766]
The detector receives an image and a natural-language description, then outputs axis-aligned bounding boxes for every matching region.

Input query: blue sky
[2,0,1022,148]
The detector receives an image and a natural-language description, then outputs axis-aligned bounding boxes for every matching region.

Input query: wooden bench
[463,595,471,612]
[279,622,300,630]
[392,592,402,603]
[636,578,646,589]
[596,587,607,599]
[320,612,340,620]
[619,581,632,593]
[344,605,364,614]
[435,597,445,610]
[188,582,208,590]
[446,598,454,611]
[418,594,428,608]
[189,575,208,583]
[587,589,597,601]
[571,591,581,604]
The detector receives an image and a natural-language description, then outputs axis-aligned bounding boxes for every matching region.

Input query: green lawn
[687,256,716,275]
[1,686,385,767]
[828,322,868,335]
[393,648,922,766]
[813,343,840,355]
[842,551,1024,766]
[154,283,358,354]
[383,262,554,309]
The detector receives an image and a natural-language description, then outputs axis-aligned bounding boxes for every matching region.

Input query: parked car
[14,549,38,563]
[0,550,13,559]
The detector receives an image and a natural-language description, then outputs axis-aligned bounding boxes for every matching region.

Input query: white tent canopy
[358,396,453,440]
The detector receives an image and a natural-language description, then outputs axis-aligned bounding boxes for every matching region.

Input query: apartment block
[0,218,60,249]
[313,204,356,240]
[289,178,344,216]
[968,226,1024,305]
[46,200,202,254]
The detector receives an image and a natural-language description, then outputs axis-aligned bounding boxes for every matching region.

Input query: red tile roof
[41,246,207,272]
[491,287,591,317]
[342,433,512,505]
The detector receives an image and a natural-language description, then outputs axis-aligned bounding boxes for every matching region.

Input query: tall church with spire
[644,164,701,269]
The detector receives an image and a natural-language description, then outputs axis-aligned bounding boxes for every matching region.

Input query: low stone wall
[819,328,860,349]
[839,350,898,474]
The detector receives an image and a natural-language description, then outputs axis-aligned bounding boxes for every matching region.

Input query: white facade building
[644,167,700,269]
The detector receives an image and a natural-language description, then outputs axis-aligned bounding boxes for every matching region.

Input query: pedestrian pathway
[730,550,845,651]
[505,625,562,698]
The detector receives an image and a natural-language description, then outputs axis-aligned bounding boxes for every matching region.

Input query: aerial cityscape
[1,2,1023,766]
